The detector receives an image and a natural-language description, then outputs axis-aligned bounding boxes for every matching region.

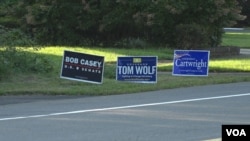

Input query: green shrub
[0,48,54,73]
[174,23,210,49]
[0,25,54,78]
[0,52,9,80]
[0,25,37,47]
[114,38,148,48]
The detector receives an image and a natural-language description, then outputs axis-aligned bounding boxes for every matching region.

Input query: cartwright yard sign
[60,50,104,84]
[172,50,210,76]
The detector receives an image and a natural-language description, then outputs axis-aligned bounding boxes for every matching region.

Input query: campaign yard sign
[116,56,157,83]
[60,50,104,84]
[172,50,210,76]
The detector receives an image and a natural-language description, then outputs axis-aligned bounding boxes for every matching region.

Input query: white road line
[1,93,250,121]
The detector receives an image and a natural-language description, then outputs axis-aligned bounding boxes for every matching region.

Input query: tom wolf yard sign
[116,56,157,83]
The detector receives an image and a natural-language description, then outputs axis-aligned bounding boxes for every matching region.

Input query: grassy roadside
[222,32,250,48]
[0,32,250,96]
[1,72,250,96]
[0,47,250,96]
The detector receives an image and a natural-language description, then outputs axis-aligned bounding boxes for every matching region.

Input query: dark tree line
[0,0,248,48]
[236,0,250,27]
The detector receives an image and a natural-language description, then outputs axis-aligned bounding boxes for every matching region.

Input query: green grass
[1,71,250,96]
[222,32,250,48]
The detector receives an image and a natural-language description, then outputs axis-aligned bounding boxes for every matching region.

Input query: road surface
[0,82,250,141]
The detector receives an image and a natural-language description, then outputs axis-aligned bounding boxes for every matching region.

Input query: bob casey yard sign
[60,50,104,84]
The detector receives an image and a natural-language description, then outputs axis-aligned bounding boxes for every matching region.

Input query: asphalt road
[0,82,250,141]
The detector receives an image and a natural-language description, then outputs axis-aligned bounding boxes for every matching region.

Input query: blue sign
[116,56,157,83]
[172,50,210,76]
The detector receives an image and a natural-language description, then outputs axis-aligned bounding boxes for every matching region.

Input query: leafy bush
[1,49,54,73]
[114,38,148,48]
[174,23,210,49]
[0,25,37,47]
[0,53,9,80]
[236,0,250,27]
[0,25,54,79]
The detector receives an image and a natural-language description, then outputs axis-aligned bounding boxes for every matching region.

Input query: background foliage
[0,0,247,47]
[0,0,248,78]
[236,0,250,27]
[0,25,53,79]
